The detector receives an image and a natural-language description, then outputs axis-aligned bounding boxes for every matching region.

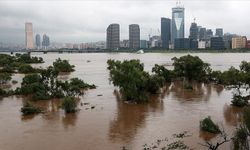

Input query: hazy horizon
[0,0,250,44]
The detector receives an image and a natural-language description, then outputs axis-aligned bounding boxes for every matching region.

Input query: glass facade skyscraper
[161,17,171,49]
[171,6,185,45]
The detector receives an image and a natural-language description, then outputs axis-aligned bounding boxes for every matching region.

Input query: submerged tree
[0,73,12,84]
[61,96,77,113]
[172,55,211,82]
[53,58,75,72]
[107,59,165,103]
[21,102,42,115]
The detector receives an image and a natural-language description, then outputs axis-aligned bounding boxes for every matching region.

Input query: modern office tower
[206,29,213,40]
[171,5,185,45]
[211,37,225,50]
[35,34,41,49]
[42,34,50,50]
[129,24,140,49]
[223,33,237,49]
[199,27,206,41]
[161,17,171,49]
[232,36,247,49]
[25,22,34,49]
[106,23,120,50]
[189,22,198,40]
[215,28,223,37]
[174,38,190,50]
[140,40,148,49]
[189,22,199,49]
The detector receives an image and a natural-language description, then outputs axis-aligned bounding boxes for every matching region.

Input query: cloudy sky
[0,0,250,44]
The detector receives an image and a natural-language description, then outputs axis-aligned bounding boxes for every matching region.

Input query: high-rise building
[223,33,237,49]
[106,24,120,50]
[211,37,225,50]
[161,17,171,49]
[232,36,247,49]
[206,29,213,40]
[35,34,41,49]
[25,22,34,49]
[42,34,50,50]
[171,5,185,45]
[189,22,198,40]
[215,28,223,37]
[140,40,148,49]
[129,24,140,49]
[174,38,190,50]
[199,27,206,41]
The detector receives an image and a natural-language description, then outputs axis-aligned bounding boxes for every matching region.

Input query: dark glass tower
[189,22,198,40]
[35,34,41,49]
[161,17,171,49]
[215,28,223,37]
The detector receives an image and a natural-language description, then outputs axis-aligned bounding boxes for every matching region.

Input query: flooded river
[0,53,249,150]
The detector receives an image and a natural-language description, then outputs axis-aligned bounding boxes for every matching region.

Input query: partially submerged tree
[107,59,165,103]
[200,116,221,134]
[21,102,42,115]
[0,73,12,84]
[53,58,75,72]
[172,55,211,82]
[61,96,77,113]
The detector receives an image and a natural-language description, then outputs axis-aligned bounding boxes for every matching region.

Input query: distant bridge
[0,49,107,54]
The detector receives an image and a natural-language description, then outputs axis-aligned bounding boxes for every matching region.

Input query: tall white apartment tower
[25,22,34,49]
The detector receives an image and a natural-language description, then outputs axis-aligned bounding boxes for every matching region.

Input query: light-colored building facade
[198,41,206,49]
[232,36,247,49]
[25,22,34,49]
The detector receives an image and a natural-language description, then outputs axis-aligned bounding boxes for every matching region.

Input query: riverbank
[1,48,250,54]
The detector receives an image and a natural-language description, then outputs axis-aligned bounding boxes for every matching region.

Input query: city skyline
[0,0,250,44]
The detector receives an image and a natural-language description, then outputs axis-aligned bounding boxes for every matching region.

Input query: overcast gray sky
[0,0,249,44]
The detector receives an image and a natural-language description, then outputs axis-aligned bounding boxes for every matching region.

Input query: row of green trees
[0,53,94,114]
[107,55,250,106]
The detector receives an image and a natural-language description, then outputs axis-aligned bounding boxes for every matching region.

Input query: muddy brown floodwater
[0,53,249,150]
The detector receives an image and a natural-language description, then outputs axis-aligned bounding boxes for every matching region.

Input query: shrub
[18,64,36,73]
[69,78,96,89]
[53,58,75,72]
[21,102,42,115]
[231,94,248,107]
[0,73,12,84]
[0,88,7,96]
[200,116,220,134]
[184,82,193,90]
[107,59,153,103]
[16,53,44,63]
[172,55,211,81]
[61,96,77,113]
[152,64,173,82]
[12,80,18,84]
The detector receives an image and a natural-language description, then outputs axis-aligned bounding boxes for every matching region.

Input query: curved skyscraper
[171,5,185,45]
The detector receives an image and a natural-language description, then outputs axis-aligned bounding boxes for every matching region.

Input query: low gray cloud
[0,0,249,44]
